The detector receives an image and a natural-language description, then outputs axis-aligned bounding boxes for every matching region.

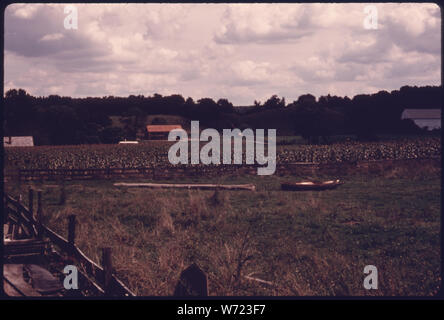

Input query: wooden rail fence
[3,157,440,182]
[4,189,210,297]
[4,189,135,296]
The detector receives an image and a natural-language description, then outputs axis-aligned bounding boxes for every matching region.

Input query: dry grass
[4,161,441,296]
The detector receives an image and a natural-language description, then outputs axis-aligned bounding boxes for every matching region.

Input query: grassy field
[4,163,441,296]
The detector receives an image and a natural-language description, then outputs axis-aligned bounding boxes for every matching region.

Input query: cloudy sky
[4,3,441,105]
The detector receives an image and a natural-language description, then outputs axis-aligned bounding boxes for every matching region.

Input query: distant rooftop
[146,125,183,133]
[402,109,441,119]
[3,136,34,147]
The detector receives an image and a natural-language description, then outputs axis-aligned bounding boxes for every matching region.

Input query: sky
[4,3,441,105]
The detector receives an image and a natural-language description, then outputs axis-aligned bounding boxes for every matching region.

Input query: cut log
[281,179,343,191]
[114,182,256,191]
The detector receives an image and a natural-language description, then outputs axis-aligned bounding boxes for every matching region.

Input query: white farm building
[3,136,34,147]
[401,109,441,130]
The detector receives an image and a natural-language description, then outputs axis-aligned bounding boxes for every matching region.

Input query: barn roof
[402,109,441,119]
[146,125,183,133]
[3,136,34,147]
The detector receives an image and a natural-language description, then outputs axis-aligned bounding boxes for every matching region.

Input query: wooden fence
[3,189,135,296]
[4,189,210,297]
[3,157,441,182]
[5,165,262,181]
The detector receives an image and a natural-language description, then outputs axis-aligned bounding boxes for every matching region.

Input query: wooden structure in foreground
[3,189,210,297]
[3,189,135,297]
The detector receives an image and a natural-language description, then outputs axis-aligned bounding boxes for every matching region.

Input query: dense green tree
[100,126,125,144]
[3,85,441,145]
[263,95,285,109]
[217,98,235,113]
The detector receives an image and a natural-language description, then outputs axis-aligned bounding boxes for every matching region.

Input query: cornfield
[3,137,441,170]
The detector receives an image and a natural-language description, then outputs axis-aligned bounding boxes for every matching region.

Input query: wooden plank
[4,239,48,257]
[3,278,24,296]
[4,238,48,245]
[24,264,63,295]
[6,222,14,240]
[4,224,10,238]
[110,275,135,297]
[12,224,19,240]
[5,206,36,238]
[41,225,72,252]
[3,264,42,296]
[114,182,256,191]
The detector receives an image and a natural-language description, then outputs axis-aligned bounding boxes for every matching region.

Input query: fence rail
[3,157,441,182]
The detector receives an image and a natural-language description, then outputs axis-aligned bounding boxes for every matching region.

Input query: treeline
[3,85,441,145]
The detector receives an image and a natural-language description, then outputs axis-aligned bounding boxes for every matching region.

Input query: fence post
[59,181,66,205]
[11,224,18,240]
[102,247,113,295]
[68,215,77,246]
[36,191,43,238]
[28,187,34,217]
[15,195,24,239]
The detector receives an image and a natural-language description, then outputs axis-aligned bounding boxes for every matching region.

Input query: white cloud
[4,3,441,105]
[40,33,64,41]
[10,3,41,19]
[215,4,313,44]
[230,60,271,85]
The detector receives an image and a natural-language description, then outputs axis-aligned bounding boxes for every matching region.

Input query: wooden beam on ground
[114,182,256,191]
[24,264,64,295]
[3,264,42,297]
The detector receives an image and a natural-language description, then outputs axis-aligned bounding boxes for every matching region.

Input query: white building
[3,136,34,147]
[401,109,441,130]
